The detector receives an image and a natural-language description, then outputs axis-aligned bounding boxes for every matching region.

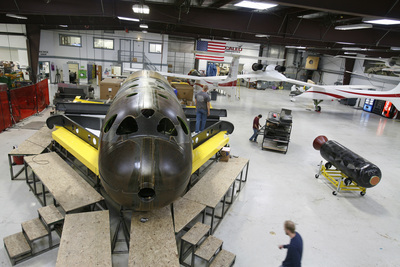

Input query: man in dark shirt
[195,85,211,133]
[249,114,262,142]
[279,220,303,267]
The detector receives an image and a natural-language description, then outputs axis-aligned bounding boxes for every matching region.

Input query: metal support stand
[315,161,367,196]
[111,208,131,254]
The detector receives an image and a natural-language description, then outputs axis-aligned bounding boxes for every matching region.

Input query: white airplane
[336,55,400,74]
[126,52,400,111]
[288,81,400,112]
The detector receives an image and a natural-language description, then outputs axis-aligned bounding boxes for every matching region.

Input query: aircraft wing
[124,68,228,81]
[382,67,400,72]
[335,55,388,63]
[157,71,228,81]
[193,50,285,62]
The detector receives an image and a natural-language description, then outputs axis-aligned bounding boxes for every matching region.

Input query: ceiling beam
[208,0,233,8]
[1,1,400,55]
[272,0,400,19]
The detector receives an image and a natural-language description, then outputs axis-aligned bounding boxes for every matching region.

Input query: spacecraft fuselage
[99,70,193,211]
[313,136,381,188]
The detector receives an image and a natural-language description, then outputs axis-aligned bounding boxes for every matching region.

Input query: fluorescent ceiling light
[222,37,230,40]
[59,25,68,28]
[139,24,148,29]
[335,24,372,30]
[118,16,139,22]
[132,4,150,14]
[391,47,400,50]
[234,1,277,10]
[255,34,269,38]
[344,52,358,55]
[364,19,400,25]
[336,42,356,45]
[298,12,327,19]
[6,14,28,20]
[285,45,306,49]
[342,47,368,51]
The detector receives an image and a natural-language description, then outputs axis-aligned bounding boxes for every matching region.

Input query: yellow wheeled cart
[315,161,366,196]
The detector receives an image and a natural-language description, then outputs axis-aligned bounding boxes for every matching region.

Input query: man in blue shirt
[195,85,211,133]
[279,220,303,267]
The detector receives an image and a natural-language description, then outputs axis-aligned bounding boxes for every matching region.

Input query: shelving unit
[261,109,292,154]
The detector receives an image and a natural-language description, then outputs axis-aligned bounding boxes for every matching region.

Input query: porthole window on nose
[127,92,138,97]
[158,94,168,99]
[177,116,189,135]
[157,118,177,136]
[141,109,155,118]
[117,117,138,135]
[103,114,117,133]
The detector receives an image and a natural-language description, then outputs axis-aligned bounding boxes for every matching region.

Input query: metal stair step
[181,222,210,245]
[22,218,48,241]
[194,235,223,261]
[3,232,32,259]
[210,249,236,267]
[38,204,64,225]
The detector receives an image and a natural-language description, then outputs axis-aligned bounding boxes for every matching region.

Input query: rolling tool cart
[315,161,367,196]
[261,109,292,154]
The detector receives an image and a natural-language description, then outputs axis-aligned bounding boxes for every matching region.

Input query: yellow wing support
[52,127,229,177]
[52,127,99,175]
[191,131,229,174]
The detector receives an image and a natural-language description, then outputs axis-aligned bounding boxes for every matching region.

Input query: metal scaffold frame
[315,161,367,196]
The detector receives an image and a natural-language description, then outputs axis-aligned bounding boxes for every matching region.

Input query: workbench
[24,152,104,213]
[183,157,249,234]
[8,126,53,180]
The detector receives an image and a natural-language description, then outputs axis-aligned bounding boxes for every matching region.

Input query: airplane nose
[99,136,191,210]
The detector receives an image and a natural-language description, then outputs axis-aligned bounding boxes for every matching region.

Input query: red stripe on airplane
[218,81,237,87]
[337,89,400,98]
[195,83,203,87]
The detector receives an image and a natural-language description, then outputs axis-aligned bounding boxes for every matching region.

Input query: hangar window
[141,109,155,118]
[129,84,139,88]
[157,85,165,90]
[103,114,117,133]
[177,116,189,135]
[149,43,162,53]
[116,117,138,135]
[94,37,114,50]
[59,34,82,47]
[157,118,177,136]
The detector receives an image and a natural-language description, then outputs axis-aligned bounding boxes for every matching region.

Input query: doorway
[38,61,50,82]
[68,63,79,84]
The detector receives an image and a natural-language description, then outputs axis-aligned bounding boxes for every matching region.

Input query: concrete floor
[1,84,400,266]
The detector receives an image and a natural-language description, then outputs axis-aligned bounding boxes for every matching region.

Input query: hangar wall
[38,29,168,84]
[0,24,29,67]
[167,37,195,75]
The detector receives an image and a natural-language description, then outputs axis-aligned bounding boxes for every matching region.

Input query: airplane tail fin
[228,56,239,82]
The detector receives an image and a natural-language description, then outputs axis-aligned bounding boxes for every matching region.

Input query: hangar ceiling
[1,0,400,57]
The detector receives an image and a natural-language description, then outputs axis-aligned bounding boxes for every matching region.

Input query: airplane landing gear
[313,99,323,112]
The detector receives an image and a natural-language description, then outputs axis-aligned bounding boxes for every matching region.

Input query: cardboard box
[220,147,231,162]
[100,78,124,99]
[172,83,194,101]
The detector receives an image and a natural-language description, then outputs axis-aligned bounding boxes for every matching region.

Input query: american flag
[196,40,226,61]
